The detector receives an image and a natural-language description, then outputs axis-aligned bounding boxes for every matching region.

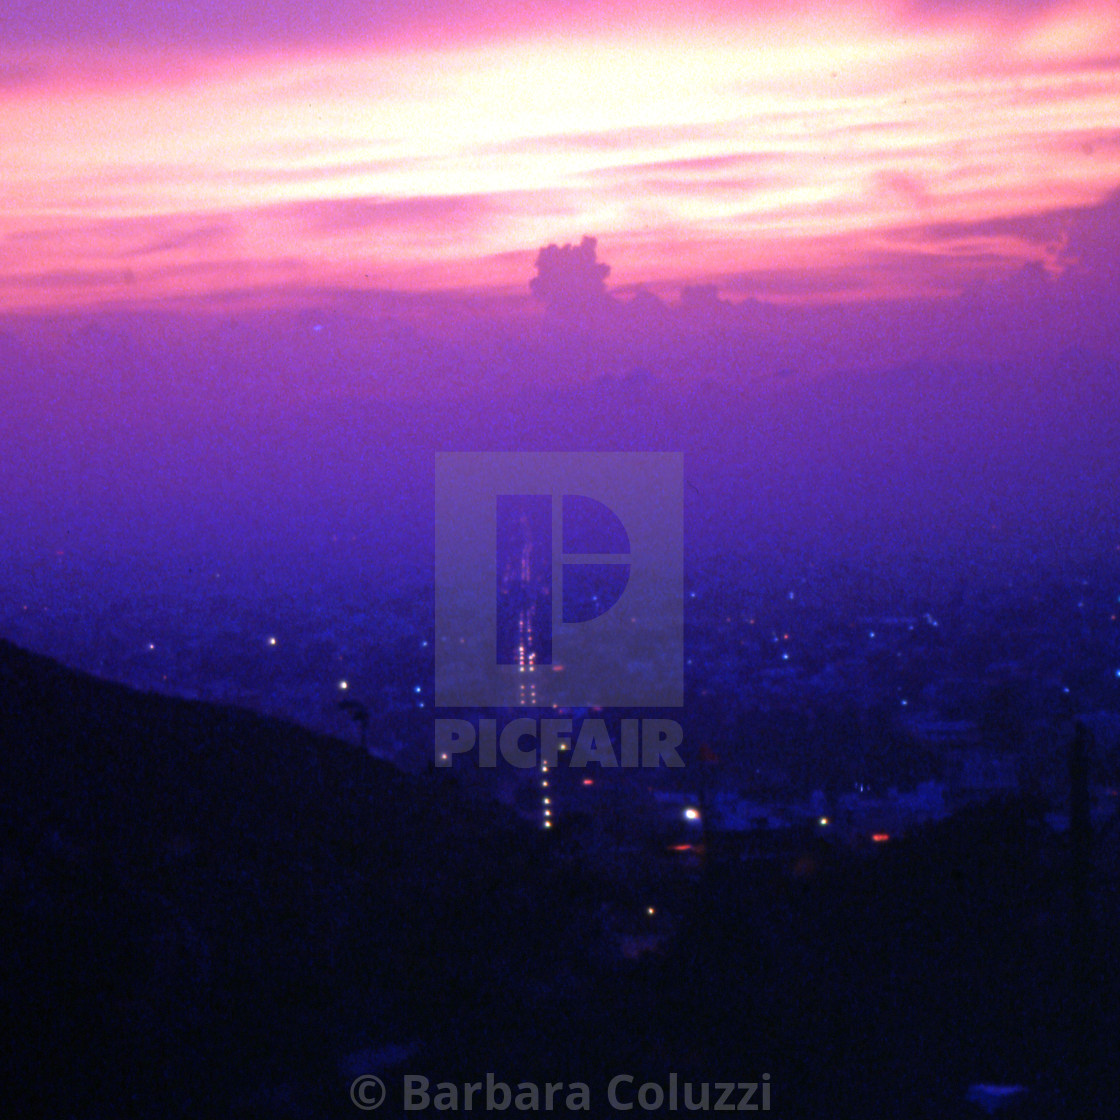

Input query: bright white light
[684,807,701,821]
[338,680,348,690]
[267,636,277,646]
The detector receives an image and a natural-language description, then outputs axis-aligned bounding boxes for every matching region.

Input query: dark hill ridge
[0,637,609,1119]
[3,637,1119,1119]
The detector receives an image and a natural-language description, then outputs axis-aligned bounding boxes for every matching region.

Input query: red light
[872,833,890,843]
[668,843,694,852]
[582,778,594,786]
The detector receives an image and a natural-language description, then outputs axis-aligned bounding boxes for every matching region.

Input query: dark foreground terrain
[2,637,1117,1118]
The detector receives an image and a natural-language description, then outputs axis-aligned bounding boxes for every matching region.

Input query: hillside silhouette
[0,638,609,1117]
[2,638,1118,1118]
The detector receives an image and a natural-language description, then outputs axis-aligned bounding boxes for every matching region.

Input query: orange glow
[2,2,1119,309]
[871,833,891,843]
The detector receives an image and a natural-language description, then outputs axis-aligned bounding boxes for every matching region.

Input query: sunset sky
[3,0,1119,309]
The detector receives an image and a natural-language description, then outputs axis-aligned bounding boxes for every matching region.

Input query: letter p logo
[436,453,682,708]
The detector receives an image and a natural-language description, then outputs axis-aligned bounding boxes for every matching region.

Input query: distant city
[5,548,1118,857]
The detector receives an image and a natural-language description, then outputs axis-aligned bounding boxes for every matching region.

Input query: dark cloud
[5,214,241,259]
[900,202,1081,247]
[904,0,1066,17]
[132,222,238,257]
[1061,186,1120,274]
[1,1,595,49]
[529,235,611,316]
[5,1,1078,48]
[277,192,551,237]
[283,196,483,235]
[18,267,138,289]
[719,188,1120,301]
